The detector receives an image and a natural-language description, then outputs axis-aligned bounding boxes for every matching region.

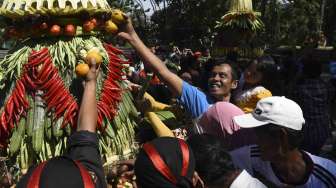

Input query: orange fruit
[111,9,126,24]
[105,20,118,34]
[85,49,103,65]
[75,63,90,77]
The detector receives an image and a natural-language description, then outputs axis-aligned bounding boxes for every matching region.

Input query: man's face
[208,64,237,101]
[254,126,285,162]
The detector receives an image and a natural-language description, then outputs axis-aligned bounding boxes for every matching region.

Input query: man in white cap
[231,96,336,188]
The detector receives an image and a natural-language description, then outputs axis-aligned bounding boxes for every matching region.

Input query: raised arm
[146,112,175,137]
[118,19,183,97]
[77,60,98,132]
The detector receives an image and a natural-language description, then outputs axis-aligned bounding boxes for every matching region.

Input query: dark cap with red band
[135,137,195,188]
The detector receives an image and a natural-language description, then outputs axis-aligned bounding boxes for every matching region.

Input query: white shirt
[230,170,267,188]
[230,145,336,188]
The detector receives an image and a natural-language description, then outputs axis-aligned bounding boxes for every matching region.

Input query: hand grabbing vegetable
[85,59,100,82]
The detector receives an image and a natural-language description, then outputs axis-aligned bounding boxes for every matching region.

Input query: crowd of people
[11,17,336,188]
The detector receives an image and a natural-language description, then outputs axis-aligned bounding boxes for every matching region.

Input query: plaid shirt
[288,78,335,153]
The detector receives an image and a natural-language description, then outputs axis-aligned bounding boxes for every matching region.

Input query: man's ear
[279,128,290,154]
[231,80,238,90]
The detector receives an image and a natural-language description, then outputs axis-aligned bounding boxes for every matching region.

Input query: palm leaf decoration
[216,0,264,32]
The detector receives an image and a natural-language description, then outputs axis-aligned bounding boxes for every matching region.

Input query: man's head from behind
[135,137,196,188]
[187,134,238,188]
[233,97,305,161]
[17,157,94,188]
[206,59,239,101]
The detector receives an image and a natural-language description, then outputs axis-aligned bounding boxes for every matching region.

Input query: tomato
[83,21,95,32]
[50,25,61,36]
[64,24,76,36]
[90,18,97,27]
[40,22,48,30]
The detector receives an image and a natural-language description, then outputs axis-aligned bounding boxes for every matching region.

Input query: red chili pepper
[12,90,20,109]
[100,95,111,105]
[109,56,129,65]
[6,97,14,119]
[27,67,39,81]
[26,53,50,67]
[106,72,122,80]
[46,94,65,111]
[109,65,123,74]
[22,97,29,109]
[16,88,25,104]
[55,94,70,108]
[97,112,103,129]
[61,102,77,128]
[16,79,25,94]
[45,92,64,109]
[44,81,62,101]
[102,105,112,120]
[38,58,52,77]
[53,99,67,113]
[29,48,48,59]
[39,79,54,91]
[1,113,7,130]
[28,49,49,61]
[103,91,121,101]
[104,43,124,55]
[55,99,71,118]
[39,65,54,82]
[97,103,111,120]
[23,74,37,89]
[105,80,119,88]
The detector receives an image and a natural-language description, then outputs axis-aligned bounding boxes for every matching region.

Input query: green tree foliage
[255,0,321,47]
[150,0,229,48]
[147,0,336,48]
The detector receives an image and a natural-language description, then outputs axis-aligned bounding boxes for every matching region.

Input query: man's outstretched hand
[117,15,139,45]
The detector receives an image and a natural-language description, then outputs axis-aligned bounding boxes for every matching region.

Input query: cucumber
[26,95,34,137]
[9,117,26,155]
[32,92,45,154]
[52,117,64,139]
[65,123,72,137]
[44,114,52,141]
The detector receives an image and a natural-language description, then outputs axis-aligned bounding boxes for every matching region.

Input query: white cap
[233,96,305,130]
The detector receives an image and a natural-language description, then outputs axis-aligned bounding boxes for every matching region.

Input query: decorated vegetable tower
[0,0,138,171]
[215,0,264,56]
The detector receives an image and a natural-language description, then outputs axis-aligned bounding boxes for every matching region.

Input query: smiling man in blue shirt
[117,18,239,121]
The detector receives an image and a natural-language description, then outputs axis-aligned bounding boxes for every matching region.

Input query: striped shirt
[230,145,336,188]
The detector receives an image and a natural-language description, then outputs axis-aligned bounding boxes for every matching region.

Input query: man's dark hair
[187,134,236,187]
[256,124,303,151]
[248,55,284,95]
[205,58,240,81]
